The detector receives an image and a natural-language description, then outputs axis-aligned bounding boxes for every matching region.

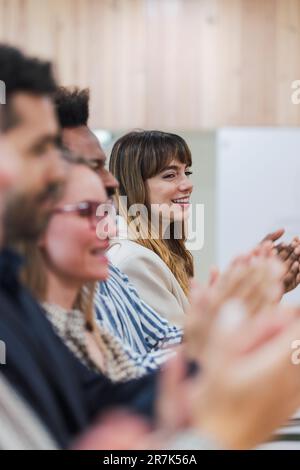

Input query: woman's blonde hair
[109,130,194,295]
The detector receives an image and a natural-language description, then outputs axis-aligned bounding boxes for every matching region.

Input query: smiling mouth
[171,198,190,204]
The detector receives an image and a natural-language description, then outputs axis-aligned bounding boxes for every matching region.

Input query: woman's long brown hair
[109,130,194,295]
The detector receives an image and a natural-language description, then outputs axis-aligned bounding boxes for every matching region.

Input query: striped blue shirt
[94,264,183,362]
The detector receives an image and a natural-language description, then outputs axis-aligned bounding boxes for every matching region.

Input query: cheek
[148,180,176,205]
[43,220,109,281]
[44,221,89,273]
[0,139,21,189]
[20,161,45,193]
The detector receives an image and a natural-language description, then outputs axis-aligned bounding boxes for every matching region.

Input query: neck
[45,269,80,311]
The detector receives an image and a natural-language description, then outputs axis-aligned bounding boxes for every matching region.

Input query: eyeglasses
[52,199,114,226]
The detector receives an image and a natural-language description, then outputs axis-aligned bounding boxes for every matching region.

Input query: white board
[216,128,300,304]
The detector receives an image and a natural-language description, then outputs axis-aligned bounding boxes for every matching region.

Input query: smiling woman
[146,160,193,229]
[108,130,194,326]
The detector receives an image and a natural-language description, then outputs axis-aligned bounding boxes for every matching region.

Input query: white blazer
[108,238,189,327]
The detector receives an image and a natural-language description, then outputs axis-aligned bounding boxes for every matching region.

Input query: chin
[93,267,109,282]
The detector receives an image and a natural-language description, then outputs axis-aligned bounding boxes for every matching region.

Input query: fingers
[187,282,216,356]
[283,259,300,293]
[271,237,300,293]
[291,260,299,274]
[276,244,294,262]
[194,242,299,362]
[193,310,300,450]
[74,411,150,450]
[208,266,220,286]
[262,228,285,243]
[258,240,274,257]
[214,256,284,316]
[231,265,282,315]
[245,241,273,262]
[157,353,189,432]
[189,280,211,317]
[232,307,296,355]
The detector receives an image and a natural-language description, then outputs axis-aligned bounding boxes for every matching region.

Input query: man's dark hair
[0,44,56,97]
[54,87,90,128]
[0,44,57,129]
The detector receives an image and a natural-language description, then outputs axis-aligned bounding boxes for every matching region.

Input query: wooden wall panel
[0,0,300,129]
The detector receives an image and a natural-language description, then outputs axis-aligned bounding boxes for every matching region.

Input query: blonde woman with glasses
[20,163,175,382]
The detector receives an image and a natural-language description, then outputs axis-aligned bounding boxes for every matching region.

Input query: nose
[101,168,119,194]
[44,148,67,185]
[178,174,193,193]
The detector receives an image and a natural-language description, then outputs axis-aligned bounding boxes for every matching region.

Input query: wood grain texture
[0,0,300,129]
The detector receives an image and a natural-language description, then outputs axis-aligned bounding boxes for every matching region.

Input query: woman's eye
[163,173,176,179]
[185,171,193,176]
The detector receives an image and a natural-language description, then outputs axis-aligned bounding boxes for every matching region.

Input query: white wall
[217,128,300,303]
[182,132,216,282]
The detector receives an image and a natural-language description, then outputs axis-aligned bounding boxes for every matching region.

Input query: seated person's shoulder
[108,239,168,272]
